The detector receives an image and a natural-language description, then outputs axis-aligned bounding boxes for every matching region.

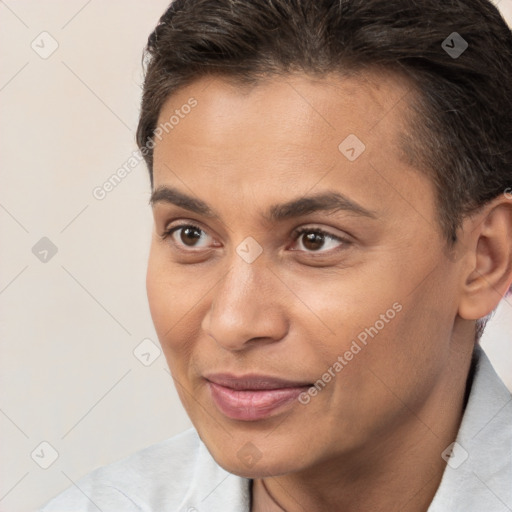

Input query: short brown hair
[137,0,512,244]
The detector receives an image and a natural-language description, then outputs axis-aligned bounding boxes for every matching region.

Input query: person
[40,0,512,510]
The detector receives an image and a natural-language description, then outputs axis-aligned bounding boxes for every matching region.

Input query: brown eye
[292,227,348,253]
[162,223,212,249]
[302,231,326,251]
[179,226,203,246]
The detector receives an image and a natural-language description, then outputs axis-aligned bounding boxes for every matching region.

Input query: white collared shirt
[40,347,512,511]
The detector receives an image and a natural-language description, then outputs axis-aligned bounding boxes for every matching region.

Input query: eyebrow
[149,185,377,222]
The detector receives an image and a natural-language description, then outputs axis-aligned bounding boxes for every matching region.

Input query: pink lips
[205,373,311,421]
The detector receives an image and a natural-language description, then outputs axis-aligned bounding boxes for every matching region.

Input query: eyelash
[161,223,350,255]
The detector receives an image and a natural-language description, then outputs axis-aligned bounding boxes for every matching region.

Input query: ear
[458,194,512,321]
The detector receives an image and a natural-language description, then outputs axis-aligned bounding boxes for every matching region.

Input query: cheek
[146,246,191,352]
[303,264,451,402]
[146,251,172,338]
[293,272,400,355]
[343,283,455,417]
[146,245,214,370]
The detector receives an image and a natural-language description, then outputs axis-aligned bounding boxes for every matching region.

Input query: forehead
[151,70,433,228]
[153,69,415,169]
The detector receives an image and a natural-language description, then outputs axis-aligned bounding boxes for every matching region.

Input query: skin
[147,70,512,512]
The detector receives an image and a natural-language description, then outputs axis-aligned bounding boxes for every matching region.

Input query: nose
[201,255,289,352]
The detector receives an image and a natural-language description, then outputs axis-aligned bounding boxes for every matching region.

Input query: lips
[204,373,312,421]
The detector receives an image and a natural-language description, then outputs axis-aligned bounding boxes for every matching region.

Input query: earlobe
[458,198,512,321]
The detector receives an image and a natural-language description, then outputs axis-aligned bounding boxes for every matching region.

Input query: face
[147,71,464,477]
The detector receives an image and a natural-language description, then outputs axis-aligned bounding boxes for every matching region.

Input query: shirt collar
[428,345,512,511]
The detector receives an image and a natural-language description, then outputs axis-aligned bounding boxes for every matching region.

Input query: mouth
[204,373,313,421]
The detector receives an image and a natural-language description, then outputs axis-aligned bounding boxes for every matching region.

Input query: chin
[215,454,297,479]
[201,434,305,479]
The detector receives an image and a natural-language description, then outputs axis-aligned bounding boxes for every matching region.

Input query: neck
[252,341,475,512]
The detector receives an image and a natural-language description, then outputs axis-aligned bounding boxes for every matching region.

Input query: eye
[290,227,348,253]
[161,223,215,250]
[160,222,350,255]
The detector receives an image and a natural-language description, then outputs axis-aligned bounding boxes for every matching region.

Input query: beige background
[0,1,511,511]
